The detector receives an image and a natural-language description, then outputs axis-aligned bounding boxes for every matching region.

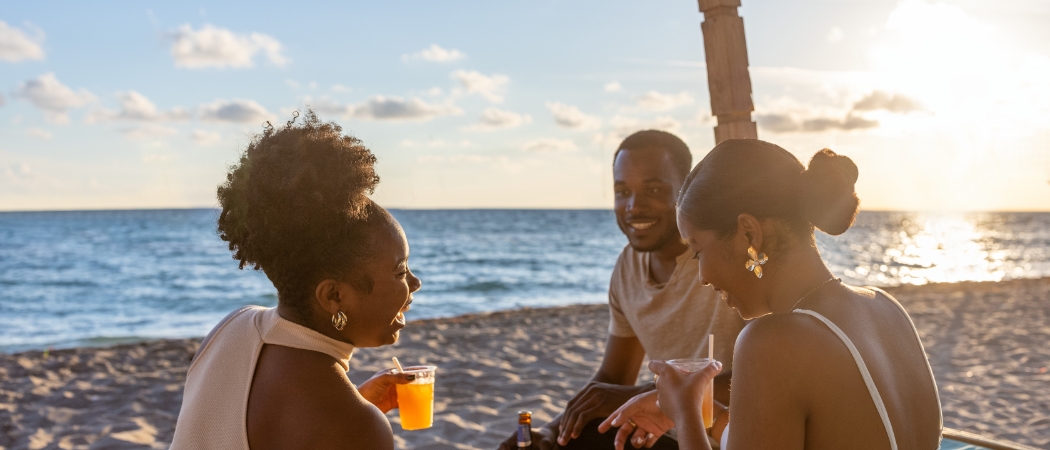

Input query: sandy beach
[2,278,1048,449]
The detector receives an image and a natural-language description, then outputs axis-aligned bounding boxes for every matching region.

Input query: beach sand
[2,278,1048,449]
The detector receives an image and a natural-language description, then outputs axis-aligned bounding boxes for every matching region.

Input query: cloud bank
[169,24,288,69]
[452,70,509,102]
[200,99,274,123]
[467,107,531,131]
[403,44,466,63]
[87,91,190,123]
[0,21,45,62]
[13,73,96,123]
[852,90,923,113]
[546,102,600,129]
[522,138,577,152]
[311,96,462,121]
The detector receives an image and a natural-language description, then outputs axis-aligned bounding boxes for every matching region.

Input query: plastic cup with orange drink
[665,358,715,428]
[395,365,438,430]
[665,336,718,428]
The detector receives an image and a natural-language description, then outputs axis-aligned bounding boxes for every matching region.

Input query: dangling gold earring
[745,246,768,278]
[332,311,347,330]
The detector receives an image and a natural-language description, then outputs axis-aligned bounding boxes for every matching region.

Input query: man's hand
[557,381,650,446]
[356,368,414,414]
[497,424,559,450]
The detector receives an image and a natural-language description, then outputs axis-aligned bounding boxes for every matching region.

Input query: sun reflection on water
[824,212,1049,286]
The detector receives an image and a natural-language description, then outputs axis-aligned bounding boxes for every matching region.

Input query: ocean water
[1,209,1048,352]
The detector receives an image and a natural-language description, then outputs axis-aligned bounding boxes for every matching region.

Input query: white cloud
[416,154,493,164]
[26,128,52,140]
[191,130,223,146]
[452,70,509,102]
[827,26,844,43]
[635,91,694,111]
[594,115,684,147]
[546,101,601,129]
[0,21,45,62]
[403,44,466,63]
[121,124,178,141]
[467,107,531,131]
[310,96,462,122]
[522,138,578,152]
[86,91,190,123]
[169,24,288,69]
[0,93,6,106]
[852,90,924,113]
[331,84,352,93]
[200,99,274,123]
[12,73,97,124]
[402,139,472,148]
[604,81,622,92]
[306,97,353,117]
[756,111,878,133]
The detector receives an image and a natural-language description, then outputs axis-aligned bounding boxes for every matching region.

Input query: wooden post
[698,0,757,144]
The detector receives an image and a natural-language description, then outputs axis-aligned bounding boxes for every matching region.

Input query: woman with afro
[171,111,421,449]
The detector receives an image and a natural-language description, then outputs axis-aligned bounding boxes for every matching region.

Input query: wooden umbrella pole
[698,0,758,144]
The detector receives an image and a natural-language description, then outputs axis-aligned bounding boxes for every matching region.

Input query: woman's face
[677,212,763,319]
[339,217,421,348]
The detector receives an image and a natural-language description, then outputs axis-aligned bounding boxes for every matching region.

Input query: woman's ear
[314,279,343,316]
[737,213,764,253]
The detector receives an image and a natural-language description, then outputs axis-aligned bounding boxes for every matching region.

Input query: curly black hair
[216,110,381,321]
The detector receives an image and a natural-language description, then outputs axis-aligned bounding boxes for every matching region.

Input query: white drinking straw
[709,334,714,360]
[392,356,405,373]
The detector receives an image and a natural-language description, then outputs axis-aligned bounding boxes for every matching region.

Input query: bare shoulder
[736,313,839,361]
[248,345,394,450]
[310,387,394,450]
[734,312,856,385]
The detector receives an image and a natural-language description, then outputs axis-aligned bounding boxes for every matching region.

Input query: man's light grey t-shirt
[609,245,745,371]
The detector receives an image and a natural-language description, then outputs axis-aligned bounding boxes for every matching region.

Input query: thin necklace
[788,276,841,312]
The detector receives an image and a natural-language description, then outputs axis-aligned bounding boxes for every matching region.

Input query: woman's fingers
[612,420,634,450]
[648,360,671,377]
[643,430,659,448]
[596,410,622,434]
[628,424,651,448]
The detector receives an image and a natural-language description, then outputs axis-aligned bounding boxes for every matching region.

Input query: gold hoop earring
[746,246,768,278]
[332,311,347,330]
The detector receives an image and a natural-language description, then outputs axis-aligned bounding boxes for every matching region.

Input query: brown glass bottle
[517,410,534,449]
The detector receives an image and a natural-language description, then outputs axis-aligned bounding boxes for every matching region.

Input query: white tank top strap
[793,308,898,450]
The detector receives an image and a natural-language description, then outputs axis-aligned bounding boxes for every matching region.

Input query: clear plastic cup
[395,365,437,430]
[666,358,715,428]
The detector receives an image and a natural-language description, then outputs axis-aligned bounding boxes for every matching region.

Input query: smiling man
[501,130,746,450]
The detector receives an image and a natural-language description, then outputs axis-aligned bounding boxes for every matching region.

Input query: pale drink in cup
[395,366,437,430]
[666,358,715,428]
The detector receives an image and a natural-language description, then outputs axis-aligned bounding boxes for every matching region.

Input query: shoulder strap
[793,309,898,450]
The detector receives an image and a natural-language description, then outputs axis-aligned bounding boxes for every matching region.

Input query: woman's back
[730,285,942,449]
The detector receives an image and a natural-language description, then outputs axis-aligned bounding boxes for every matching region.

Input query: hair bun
[798,148,860,235]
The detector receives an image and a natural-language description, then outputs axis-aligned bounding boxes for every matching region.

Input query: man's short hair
[613,130,692,178]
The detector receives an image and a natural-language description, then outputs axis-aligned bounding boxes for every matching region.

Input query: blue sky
[2,0,1049,211]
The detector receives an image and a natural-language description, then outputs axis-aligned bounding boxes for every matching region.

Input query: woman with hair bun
[600,139,942,449]
[170,111,421,450]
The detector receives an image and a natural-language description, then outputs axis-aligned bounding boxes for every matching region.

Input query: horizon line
[2,206,1049,214]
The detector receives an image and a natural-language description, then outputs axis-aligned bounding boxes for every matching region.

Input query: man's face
[613,147,685,252]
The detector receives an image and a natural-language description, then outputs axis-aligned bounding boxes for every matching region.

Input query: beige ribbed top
[170,306,356,450]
